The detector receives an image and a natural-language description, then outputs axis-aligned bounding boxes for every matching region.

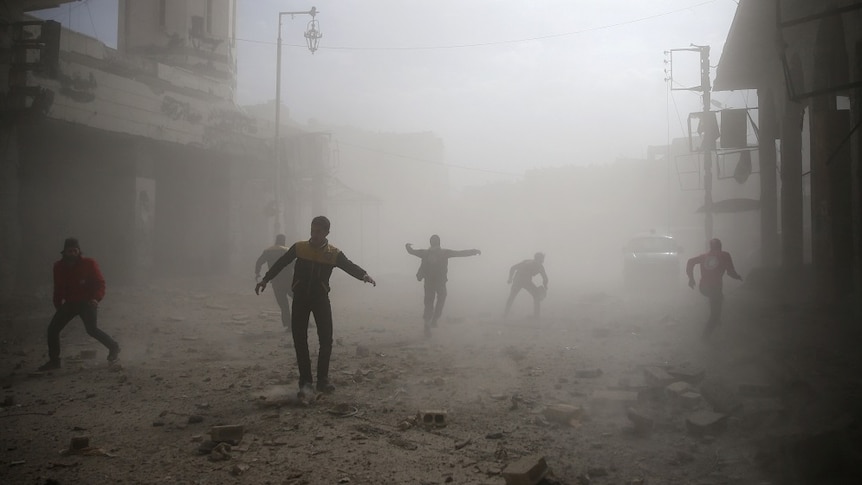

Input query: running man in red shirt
[38,238,120,371]
[686,238,743,338]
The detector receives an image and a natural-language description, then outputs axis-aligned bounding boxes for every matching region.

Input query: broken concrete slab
[643,367,676,388]
[686,411,728,436]
[665,381,694,396]
[542,403,584,424]
[666,364,705,384]
[626,407,654,434]
[590,390,640,411]
[501,454,549,485]
[678,391,703,409]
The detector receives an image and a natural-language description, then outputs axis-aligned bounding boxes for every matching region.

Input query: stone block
[666,364,705,384]
[686,411,728,436]
[590,390,639,413]
[643,366,675,388]
[678,391,703,409]
[70,436,90,451]
[417,409,447,428]
[210,424,244,443]
[575,368,603,378]
[501,454,549,485]
[542,403,583,424]
[665,381,694,396]
[626,407,654,434]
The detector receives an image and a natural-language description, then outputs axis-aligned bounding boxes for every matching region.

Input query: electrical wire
[234,0,719,51]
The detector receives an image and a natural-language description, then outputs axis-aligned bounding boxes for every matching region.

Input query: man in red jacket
[686,238,743,338]
[37,238,120,371]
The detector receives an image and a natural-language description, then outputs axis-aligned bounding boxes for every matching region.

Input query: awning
[713,0,780,91]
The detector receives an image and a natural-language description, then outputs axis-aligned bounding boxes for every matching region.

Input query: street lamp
[273,6,321,234]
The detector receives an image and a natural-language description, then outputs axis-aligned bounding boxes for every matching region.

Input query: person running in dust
[255,234,294,331]
[405,235,481,337]
[38,238,120,371]
[686,238,742,338]
[255,216,376,399]
[504,252,549,319]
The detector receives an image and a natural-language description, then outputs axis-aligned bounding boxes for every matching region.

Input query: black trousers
[47,302,118,361]
[272,282,292,328]
[291,293,333,387]
[505,281,542,317]
[423,280,447,325]
[699,286,723,336]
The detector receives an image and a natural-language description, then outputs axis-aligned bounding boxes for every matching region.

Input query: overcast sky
[35,0,747,186]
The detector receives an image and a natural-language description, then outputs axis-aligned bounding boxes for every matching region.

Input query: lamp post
[273,6,322,234]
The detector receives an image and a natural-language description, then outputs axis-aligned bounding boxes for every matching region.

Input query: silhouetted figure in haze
[405,235,481,337]
[504,252,548,319]
[686,238,742,338]
[38,238,120,371]
[255,234,294,330]
[255,216,376,399]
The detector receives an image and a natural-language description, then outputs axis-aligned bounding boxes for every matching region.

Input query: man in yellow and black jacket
[255,216,376,398]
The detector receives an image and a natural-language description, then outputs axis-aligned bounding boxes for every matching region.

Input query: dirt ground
[1,271,860,485]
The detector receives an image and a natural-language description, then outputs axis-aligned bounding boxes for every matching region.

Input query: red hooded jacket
[53,256,106,307]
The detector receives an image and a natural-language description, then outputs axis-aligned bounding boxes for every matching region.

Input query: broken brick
[210,424,244,443]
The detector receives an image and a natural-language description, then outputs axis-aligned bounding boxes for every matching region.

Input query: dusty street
[1,273,857,484]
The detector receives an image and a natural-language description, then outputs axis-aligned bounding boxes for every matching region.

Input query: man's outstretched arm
[447,249,481,258]
[405,243,427,258]
[336,252,376,286]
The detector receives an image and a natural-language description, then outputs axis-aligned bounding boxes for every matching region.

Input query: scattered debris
[208,442,231,461]
[501,454,549,485]
[455,437,472,450]
[388,436,418,450]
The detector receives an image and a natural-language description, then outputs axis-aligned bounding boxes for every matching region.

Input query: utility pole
[273,7,321,236]
[698,45,714,245]
[668,45,715,247]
